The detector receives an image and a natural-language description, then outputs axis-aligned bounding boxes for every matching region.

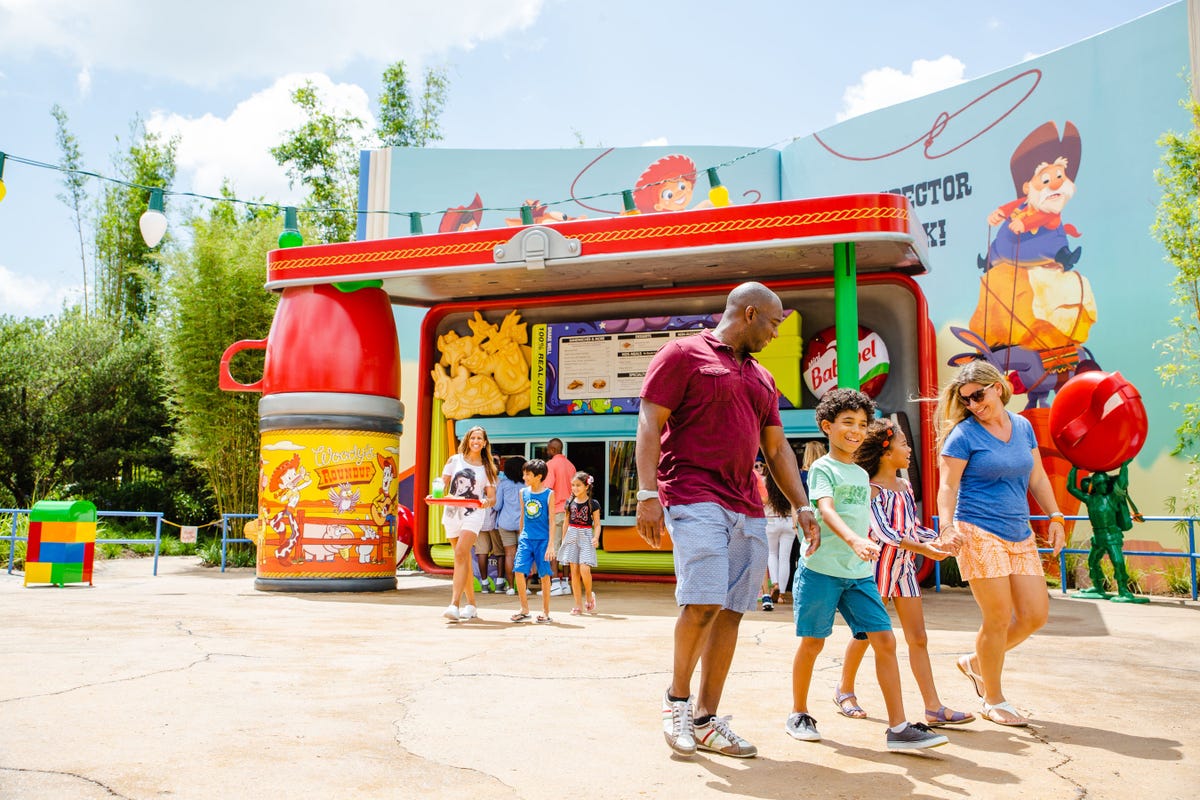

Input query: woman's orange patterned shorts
[954,520,1043,581]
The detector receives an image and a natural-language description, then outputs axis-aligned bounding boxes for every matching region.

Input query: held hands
[919,541,951,562]
[851,536,881,563]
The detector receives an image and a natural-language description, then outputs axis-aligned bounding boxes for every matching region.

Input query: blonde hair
[801,441,827,470]
[457,425,497,483]
[935,360,1013,449]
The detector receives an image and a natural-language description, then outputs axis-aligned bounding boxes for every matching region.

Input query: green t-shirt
[802,454,872,579]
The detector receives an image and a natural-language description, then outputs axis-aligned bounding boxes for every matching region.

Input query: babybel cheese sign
[802,325,890,399]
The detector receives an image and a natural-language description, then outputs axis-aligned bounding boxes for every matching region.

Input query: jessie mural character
[970,121,1097,385]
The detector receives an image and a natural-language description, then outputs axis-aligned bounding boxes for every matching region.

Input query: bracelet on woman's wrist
[1049,512,1065,520]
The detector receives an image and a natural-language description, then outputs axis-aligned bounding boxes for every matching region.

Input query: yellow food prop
[432,310,532,420]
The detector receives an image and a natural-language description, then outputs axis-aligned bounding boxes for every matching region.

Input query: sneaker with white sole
[661,692,696,756]
[505,587,516,596]
[460,604,477,621]
[695,715,757,758]
[886,722,949,751]
[442,604,460,622]
[785,712,821,741]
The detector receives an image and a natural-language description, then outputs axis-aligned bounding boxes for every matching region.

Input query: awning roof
[265,193,929,306]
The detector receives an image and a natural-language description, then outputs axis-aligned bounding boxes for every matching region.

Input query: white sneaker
[661,692,696,756]
[785,711,821,741]
[460,604,477,621]
[695,715,757,758]
[505,587,516,596]
[442,604,460,622]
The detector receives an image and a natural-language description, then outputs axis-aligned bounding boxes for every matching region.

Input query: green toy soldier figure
[1067,461,1148,603]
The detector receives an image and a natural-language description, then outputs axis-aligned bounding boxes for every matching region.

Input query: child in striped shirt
[833,419,975,728]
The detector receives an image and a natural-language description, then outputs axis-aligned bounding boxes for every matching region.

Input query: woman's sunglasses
[959,384,995,406]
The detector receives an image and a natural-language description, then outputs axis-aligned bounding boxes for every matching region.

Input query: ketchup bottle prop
[220,282,403,592]
[1050,371,1148,472]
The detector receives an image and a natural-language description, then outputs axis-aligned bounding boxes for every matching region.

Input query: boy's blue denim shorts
[664,502,767,612]
[513,537,553,578]
[792,564,892,639]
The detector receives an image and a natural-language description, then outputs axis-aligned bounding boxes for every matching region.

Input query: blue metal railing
[219,513,255,572]
[931,514,1200,600]
[2,508,165,575]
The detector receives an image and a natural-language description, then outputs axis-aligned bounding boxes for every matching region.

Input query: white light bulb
[140,208,167,247]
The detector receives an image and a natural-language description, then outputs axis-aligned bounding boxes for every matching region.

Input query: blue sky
[0,0,1177,317]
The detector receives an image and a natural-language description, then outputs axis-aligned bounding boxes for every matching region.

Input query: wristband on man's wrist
[1049,512,1065,520]
[636,489,660,503]
[798,505,817,516]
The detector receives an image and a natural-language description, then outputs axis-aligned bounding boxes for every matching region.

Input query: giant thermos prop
[219,282,403,592]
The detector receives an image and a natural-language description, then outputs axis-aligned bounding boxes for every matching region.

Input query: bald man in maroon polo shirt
[637,281,820,759]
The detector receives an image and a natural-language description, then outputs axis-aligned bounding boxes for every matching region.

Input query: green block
[31,500,97,524]
[51,562,85,585]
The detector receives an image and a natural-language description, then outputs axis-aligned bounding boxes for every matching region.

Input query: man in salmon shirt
[544,438,577,588]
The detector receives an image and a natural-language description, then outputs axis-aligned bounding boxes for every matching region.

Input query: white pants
[764,516,797,592]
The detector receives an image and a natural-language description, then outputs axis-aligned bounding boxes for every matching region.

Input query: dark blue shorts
[792,564,892,639]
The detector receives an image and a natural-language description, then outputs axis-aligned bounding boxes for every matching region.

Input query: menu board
[531,315,717,415]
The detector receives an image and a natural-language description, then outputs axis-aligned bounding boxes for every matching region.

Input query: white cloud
[0,264,83,318]
[75,65,90,96]
[836,56,966,122]
[147,73,375,204]
[640,136,669,147]
[0,0,546,87]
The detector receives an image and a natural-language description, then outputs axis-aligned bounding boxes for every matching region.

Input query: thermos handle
[219,338,268,392]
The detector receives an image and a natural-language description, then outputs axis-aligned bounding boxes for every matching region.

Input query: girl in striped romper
[833,419,976,727]
[559,471,601,615]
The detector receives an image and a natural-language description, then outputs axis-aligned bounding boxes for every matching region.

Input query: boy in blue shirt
[511,458,555,624]
[785,389,948,751]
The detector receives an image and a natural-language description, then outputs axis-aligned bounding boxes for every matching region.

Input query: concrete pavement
[1,556,1196,799]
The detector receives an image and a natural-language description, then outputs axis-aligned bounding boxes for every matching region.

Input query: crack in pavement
[0,652,261,703]
[1028,725,1087,798]
[0,765,133,799]
[390,698,519,795]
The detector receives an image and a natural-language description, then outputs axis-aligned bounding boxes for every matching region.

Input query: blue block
[38,541,68,562]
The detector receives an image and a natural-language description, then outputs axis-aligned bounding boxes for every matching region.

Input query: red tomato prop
[1049,371,1148,472]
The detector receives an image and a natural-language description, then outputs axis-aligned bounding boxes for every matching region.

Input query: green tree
[377,62,449,148]
[94,118,177,335]
[1152,94,1200,514]
[161,193,280,516]
[270,81,364,244]
[0,311,169,507]
[51,104,91,317]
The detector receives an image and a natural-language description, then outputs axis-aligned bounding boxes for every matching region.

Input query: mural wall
[362,4,1192,549]
[782,3,1189,540]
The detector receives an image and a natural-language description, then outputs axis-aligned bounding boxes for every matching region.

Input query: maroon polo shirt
[640,330,781,516]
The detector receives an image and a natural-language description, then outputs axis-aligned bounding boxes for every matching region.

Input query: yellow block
[758,311,803,408]
[24,561,53,585]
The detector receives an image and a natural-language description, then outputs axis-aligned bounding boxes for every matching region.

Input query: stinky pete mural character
[969,121,1098,407]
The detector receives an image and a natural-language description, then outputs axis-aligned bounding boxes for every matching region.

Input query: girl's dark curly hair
[763,468,792,517]
[854,418,897,478]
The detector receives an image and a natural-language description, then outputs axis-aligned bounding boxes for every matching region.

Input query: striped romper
[869,479,939,598]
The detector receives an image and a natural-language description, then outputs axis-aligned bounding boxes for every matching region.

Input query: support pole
[833,242,860,389]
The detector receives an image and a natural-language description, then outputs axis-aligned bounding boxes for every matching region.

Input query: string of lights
[0,133,801,248]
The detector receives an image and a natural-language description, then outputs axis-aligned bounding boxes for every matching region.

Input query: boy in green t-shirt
[784,389,948,752]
